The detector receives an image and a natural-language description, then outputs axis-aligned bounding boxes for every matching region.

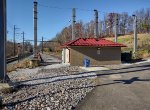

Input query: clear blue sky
[7,0,150,43]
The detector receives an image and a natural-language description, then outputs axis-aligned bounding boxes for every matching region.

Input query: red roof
[62,38,126,47]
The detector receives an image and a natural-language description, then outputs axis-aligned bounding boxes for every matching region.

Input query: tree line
[52,8,150,45]
[6,41,33,58]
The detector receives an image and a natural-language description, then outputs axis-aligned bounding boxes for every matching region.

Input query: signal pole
[94,10,98,38]
[72,8,76,40]
[133,15,137,54]
[33,0,38,57]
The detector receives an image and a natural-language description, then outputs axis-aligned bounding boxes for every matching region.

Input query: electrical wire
[38,3,101,12]
[39,4,72,10]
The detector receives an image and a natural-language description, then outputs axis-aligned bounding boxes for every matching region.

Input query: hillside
[106,34,150,58]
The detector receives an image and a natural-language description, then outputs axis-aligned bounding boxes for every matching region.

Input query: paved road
[76,62,150,110]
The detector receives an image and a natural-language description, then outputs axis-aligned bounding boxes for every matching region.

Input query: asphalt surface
[76,62,150,110]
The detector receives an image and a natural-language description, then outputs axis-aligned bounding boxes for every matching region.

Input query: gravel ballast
[1,65,96,110]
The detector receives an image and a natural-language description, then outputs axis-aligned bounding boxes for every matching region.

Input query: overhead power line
[38,4,101,12]
[39,4,72,10]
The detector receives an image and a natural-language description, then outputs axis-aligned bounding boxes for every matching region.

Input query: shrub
[7,60,31,72]
[132,49,150,59]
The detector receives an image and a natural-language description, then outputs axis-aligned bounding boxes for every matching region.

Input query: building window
[97,48,101,55]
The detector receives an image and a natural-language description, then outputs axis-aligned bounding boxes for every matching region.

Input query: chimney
[72,8,76,40]
[94,10,98,38]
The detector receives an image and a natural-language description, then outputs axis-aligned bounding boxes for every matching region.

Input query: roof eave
[62,45,127,48]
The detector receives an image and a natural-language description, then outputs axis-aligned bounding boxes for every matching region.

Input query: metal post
[0,0,7,82]
[104,15,107,36]
[133,15,137,54]
[99,21,102,37]
[22,32,25,55]
[17,43,21,62]
[94,10,98,38]
[42,36,43,53]
[34,0,38,57]
[115,14,118,42]
[72,8,76,40]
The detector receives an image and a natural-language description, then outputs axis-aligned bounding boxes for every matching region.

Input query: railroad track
[7,56,18,63]
[7,53,33,64]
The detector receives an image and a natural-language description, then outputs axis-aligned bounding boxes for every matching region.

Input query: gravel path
[2,64,96,110]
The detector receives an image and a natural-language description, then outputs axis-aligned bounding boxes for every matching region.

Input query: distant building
[61,38,126,66]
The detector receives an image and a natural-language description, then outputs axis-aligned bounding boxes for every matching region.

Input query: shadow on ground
[3,76,150,108]
[16,63,150,86]
[3,63,150,108]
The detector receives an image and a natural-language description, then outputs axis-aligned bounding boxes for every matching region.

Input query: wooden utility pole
[34,0,38,57]
[72,8,76,40]
[94,10,98,38]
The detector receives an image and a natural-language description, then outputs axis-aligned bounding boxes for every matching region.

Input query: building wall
[70,46,121,66]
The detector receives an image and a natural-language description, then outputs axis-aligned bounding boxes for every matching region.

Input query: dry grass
[106,34,150,47]
[45,51,62,60]
[7,60,31,72]
[0,83,14,94]
[105,34,150,58]
[0,87,14,94]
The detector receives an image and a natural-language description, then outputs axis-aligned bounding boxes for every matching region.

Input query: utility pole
[13,25,16,56]
[114,14,118,42]
[0,0,9,82]
[42,36,43,54]
[17,43,21,62]
[94,10,98,38]
[104,15,107,36]
[13,25,19,56]
[72,8,76,40]
[99,20,102,37]
[34,0,38,57]
[22,32,25,55]
[133,15,137,54]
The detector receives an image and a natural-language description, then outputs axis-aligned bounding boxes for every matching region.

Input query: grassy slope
[105,34,150,58]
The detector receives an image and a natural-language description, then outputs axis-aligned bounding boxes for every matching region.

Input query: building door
[62,48,65,63]
[65,48,70,63]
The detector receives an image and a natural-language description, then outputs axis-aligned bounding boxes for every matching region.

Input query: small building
[61,38,125,66]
